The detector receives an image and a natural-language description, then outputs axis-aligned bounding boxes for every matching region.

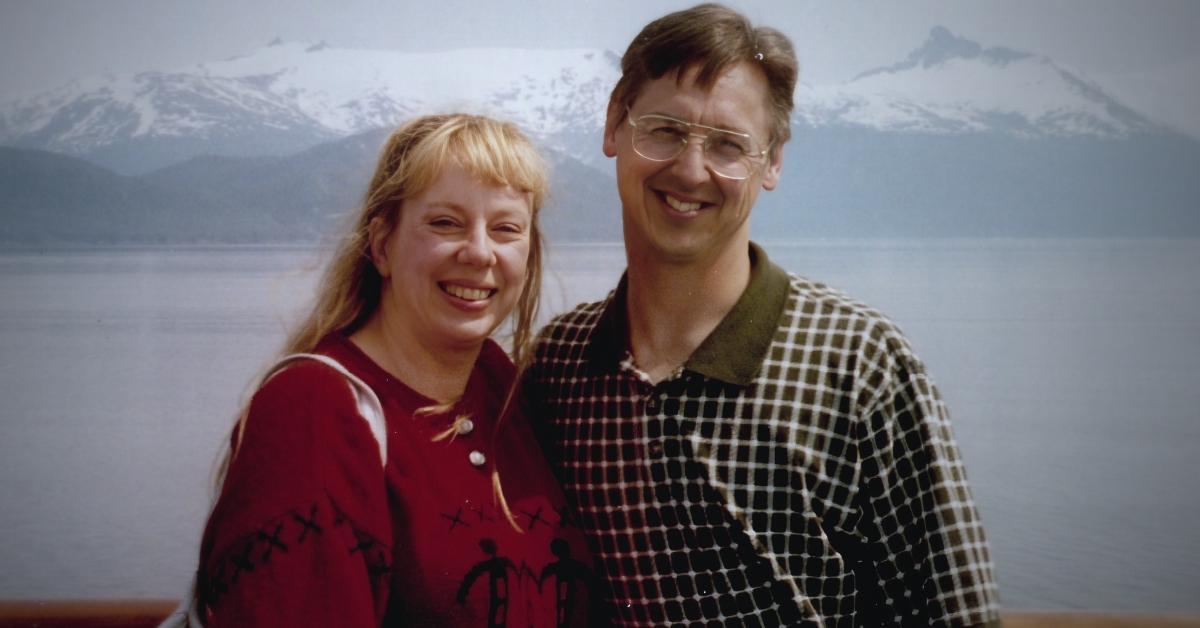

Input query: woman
[178,114,598,626]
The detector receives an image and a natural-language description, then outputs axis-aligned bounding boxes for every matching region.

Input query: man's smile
[656,190,713,215]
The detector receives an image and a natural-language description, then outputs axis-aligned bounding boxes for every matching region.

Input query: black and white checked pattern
[528,244,1000,627]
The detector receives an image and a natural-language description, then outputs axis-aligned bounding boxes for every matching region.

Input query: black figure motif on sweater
[457,538,516,628]
[456,535,601,628]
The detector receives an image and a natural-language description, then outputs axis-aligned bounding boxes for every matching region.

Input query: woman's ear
[367,215,392,278]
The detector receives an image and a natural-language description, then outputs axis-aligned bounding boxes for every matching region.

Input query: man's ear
[761,145,783,191]
[602,99,624,158]
[367,215,392,278]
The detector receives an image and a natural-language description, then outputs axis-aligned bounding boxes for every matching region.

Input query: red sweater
[196,335,601,627]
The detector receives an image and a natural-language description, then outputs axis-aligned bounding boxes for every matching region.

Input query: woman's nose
[458,225,496,266]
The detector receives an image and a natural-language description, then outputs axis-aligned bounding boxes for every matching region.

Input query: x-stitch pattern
[198,499,392,613]
[436,503,579,536]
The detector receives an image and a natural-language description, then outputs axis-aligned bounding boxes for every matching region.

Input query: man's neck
[624,241,751,384]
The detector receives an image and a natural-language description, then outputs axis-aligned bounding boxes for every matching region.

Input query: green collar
[585,242,790,386]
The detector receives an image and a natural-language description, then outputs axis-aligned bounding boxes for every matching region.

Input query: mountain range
[1,27,1197,244]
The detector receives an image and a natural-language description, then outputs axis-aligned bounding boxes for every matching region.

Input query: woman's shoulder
[247,358,361,427]
[233,355,381,481]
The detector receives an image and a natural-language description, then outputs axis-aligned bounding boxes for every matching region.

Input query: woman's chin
[430,319,503,350]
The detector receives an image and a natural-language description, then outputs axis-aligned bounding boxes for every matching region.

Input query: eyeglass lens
[630,115,760,179]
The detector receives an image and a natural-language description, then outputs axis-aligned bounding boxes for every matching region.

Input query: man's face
[603,62,782,267]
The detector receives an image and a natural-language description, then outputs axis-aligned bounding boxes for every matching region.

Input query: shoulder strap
[261,353,388,467]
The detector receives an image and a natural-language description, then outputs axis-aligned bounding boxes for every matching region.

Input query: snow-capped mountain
[3,28,1197,243]
[0,41,621,174]
[184,40,621,139]
[797,26,1157,138]
[0,28,1171,175]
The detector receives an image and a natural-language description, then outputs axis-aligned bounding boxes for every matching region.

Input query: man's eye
[648,125,686,140]
[711,136,751,157]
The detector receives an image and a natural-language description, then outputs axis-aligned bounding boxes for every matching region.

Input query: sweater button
[456,418,475,435]
[468,450,487,466]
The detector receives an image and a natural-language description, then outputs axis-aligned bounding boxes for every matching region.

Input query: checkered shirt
[527,243,1000,627]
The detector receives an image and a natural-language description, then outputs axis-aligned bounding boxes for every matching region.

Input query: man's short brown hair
[609,3,798,151]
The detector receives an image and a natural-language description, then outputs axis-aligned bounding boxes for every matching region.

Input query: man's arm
[853,332,1001,626]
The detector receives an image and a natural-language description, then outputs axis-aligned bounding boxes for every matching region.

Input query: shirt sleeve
[852,327,1000,627]
[195,362,392,627]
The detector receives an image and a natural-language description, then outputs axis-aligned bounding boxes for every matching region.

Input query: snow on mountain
[0,70,321,153]
[0,41,621,169]
[796,26,1158,138]
[198,41,618,133]
[0,28,1175,175]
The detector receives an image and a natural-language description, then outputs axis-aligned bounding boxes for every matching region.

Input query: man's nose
[670,134,711,184]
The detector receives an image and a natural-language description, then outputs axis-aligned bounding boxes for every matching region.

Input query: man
[526,4,1000,626]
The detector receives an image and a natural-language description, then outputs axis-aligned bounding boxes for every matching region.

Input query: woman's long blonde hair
[216,114,547,498]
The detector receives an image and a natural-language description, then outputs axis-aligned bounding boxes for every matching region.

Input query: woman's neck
[349,312,481,404]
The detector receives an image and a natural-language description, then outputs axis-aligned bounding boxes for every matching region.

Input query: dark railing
[0,600,1198,627]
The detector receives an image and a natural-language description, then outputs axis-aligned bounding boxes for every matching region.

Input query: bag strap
[260,353,387,466]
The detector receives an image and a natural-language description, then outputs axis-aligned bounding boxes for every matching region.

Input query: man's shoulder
[527,293,615,382]
[779,272,917,359]
[782,272,888,325]
[536,293,613,345]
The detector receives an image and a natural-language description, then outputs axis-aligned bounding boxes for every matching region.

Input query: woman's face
[371,161,533,352]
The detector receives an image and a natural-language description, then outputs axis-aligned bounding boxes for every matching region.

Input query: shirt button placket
[644,389,667,460]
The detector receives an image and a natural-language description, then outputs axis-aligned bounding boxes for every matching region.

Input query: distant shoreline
[2,235,1197,255]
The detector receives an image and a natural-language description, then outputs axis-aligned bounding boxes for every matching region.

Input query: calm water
[0,240,1197,611]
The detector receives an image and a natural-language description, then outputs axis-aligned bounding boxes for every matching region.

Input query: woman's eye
[494,223,525,234]
[429,217,459,228]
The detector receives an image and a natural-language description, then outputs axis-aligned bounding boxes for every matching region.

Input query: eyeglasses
[626,110,768,180]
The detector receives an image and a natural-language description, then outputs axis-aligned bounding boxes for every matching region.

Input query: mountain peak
[855,26,1032,80]
[919,26,982,65]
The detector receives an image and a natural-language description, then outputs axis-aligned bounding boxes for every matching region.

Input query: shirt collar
[584,242,790,386]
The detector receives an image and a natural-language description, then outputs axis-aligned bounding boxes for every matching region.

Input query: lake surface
[0,239,1197,611]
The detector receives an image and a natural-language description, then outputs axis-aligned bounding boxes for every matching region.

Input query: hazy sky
[2,0,1199,135]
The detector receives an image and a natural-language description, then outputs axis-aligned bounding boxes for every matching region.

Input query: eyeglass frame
[624,108,770,180]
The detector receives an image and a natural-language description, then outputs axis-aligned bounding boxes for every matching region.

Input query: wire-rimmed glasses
[627,111,768,180]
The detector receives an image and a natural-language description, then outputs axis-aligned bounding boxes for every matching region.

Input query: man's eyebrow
[645,111,753,136]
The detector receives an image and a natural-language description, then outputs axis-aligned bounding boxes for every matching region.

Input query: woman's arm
[197,362,391,627]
